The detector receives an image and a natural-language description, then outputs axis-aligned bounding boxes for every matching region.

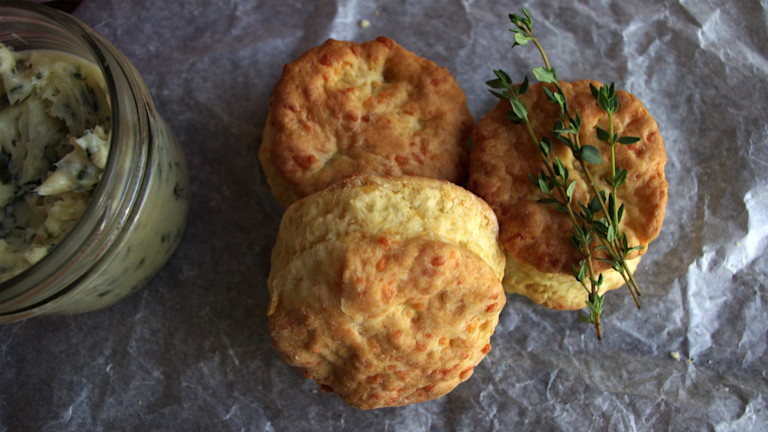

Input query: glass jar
[0,1,190,323]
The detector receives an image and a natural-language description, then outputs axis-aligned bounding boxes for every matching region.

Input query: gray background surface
[2,1,767,430]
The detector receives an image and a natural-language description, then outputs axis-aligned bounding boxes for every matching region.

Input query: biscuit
[267,175,506,409]
[469,80,667,310]
[259,37,473,206]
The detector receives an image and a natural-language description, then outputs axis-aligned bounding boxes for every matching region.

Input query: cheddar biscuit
[469,80,667,310]
[267,175,505,409]
[259,37,473,206]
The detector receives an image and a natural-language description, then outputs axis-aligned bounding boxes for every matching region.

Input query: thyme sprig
[486,8,644,339]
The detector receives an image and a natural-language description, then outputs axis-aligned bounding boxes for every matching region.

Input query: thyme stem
[487,7,648,339]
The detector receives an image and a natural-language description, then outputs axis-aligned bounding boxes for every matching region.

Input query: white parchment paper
[1,1,767,430]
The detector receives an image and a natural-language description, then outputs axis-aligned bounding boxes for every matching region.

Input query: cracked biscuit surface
[469,80,667,310]
[267,175,505,409]
[259,37,473,206]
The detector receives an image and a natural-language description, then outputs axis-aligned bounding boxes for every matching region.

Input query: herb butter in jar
[0,1,190,323]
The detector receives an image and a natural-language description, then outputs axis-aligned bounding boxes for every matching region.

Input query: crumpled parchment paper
[1,1,766,430]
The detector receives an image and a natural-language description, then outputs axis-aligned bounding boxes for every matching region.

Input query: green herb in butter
[0,44,111,281]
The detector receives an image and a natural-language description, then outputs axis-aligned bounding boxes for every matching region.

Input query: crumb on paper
[359,19,371,28]
[669,351,695,365]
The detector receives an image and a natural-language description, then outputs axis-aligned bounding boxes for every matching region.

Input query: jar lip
[0,2,144,307]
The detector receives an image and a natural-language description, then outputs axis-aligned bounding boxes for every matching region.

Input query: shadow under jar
[0,1,190,323]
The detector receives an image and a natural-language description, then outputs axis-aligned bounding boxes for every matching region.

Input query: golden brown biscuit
[267,175,506,409]
[469,80,667,310]
[259,37,473,206]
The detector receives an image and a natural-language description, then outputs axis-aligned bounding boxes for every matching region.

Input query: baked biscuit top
[469,80,668,275]
[259,37,473,206]
[267,175,505,409]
